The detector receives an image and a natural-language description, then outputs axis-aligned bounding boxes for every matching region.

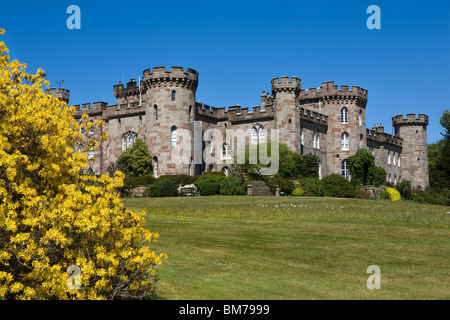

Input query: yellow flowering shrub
[382,188,402,201]
[0,28,166,299]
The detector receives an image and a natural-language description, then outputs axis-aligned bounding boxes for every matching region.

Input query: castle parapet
[392,113,428,127]
[299,107,328,126]
[143,66,199,91]
[46,87,70,103]
[195,102,274,123]
[366,128,403,147]
[271,76,301,93]
[300,81,368,105]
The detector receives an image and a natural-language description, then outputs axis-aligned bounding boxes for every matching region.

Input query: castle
[46,66,429,189]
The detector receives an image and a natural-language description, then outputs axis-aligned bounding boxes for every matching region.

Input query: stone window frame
[171,126,177,147]
[341,107,348,124]
[341,132,349,151]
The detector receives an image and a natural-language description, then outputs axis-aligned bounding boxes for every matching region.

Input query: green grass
[123,196,450,300]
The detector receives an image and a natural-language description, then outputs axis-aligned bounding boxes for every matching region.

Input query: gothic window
[313,132,317,149]
[341,159,349,180]
[171,126,177,147]
[139,115,143,127]
[341,107,348,124]
[172,90,176,101]
[122,131,138,151]
[252,124,266,144]
[87,167,94,175]
[341,132,349,151]
[89,122,94,135]
[389,173,392,182]
[221,143,232,160]
[252,126,258,145]
[316,131,320,149]
[259,126,266,144]
[394,175,397,185]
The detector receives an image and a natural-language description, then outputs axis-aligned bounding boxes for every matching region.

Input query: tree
[347,148,375,185]
[303,153,320,178]
[117,138,152,178]
[429,110,450,190]
[0,29,165,299]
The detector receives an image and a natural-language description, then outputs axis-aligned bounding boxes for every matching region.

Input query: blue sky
[1,0,449,143]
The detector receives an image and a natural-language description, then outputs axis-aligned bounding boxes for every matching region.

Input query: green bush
[292,188,304,196]
[203,171,226,177]
[322,174,355,198]
[395,179,412,200]
[125,175,156,187]
[300,177,325,197]
[194,174,225,196]
[380,189,391,200]
[158,174,198,186]
[219,177,246,195]
[267,176,295,195]
[146,178,179,197]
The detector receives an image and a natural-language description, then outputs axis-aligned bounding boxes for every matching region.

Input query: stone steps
[248,180,273,196]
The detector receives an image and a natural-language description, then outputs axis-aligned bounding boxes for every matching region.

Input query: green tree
[117,138,152,177]
[347,149,375,185]
[303,153,320,178]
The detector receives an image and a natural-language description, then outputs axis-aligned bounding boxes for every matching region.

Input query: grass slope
[124,196,450,300]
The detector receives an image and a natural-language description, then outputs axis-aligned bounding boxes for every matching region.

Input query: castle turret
[141,66,199,176]
[392,113,429,189]
[271,76,301,152]
[46,87,70,104]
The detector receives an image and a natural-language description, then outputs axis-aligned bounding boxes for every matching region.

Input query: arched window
[139,115,143,127]
[252,124,266,144]
[389,173,392,182]
[89,121,94,135]
[251,126,258,145]
[154,105,158,121]
[300,128,304,146]
[171,126,177,146]
[153,156,158,178]
[359,109,362,126]
[416,130,419,139]
[318,159,322,180]
[394,175,397,185]
[171,90,176,101]
[417,158,420,166]
[393,153,396,166]
[221,143,232,160]
[259,126,266,144]
[359,134,363,148]
[341,107,348,124]
[188,157,193,176]
[398,155,401,167]
[388,150,391,165]
[189,105,192,122]
[118,118,121,129]
[122,132,138,151]
[341,132,349,151]
[341,159,349,180]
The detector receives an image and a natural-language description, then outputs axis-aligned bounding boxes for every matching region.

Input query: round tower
[318,82,368,177]
[271,76,301,153]
[142,66,199,176]
[392,113,429,189]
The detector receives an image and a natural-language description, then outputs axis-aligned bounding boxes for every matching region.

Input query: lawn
[123,196,450,300]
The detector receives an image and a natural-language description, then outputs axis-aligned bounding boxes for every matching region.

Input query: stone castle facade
[47,66,429,189]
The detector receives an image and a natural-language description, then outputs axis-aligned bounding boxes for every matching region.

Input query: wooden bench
[178,187,195,196]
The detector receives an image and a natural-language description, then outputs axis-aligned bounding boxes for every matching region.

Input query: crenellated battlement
[142,66,199,91]
[195,102,274,123]
[72,101,108,115]
[366,128,403,147]
[392,113,428,127]
[299,81,368,105]
[46,87,70,103]
[271,76,301,93]
[299,107,328,126]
